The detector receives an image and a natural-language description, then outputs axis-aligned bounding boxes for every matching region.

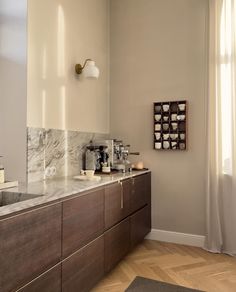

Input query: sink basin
[0,191,42,207]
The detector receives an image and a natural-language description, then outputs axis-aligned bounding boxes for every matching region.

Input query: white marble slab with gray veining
[27,127,108,182]
[0,170,150,219]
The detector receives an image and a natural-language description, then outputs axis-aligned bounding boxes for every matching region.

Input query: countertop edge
[0,170,151,219]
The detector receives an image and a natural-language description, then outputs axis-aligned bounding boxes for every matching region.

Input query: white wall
[0,0,27,182]
[110,0,208,235]
[27,0,110,134]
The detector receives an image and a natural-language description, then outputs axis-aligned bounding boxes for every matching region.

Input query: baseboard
[145,229,205,248]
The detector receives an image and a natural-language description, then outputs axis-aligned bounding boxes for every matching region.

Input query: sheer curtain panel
[206,0,236,255]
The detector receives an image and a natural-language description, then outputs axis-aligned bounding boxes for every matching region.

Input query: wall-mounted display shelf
[153,100,187,150]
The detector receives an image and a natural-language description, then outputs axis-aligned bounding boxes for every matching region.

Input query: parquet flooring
[92,240,236,292]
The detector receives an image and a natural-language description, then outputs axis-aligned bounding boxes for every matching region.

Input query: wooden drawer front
[62,188,104,257]
[105,179,131,229]
[104,217,130,273]
[131,174,149,213]
[18,264,61,292]
[0,204,62,292]
[130,205,151,248]
[62,236,104,292]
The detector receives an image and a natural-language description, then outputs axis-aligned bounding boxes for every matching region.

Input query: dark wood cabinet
[130,205,151,248]
[131,173,150,213]
[0,204,62,292]
[62,235,104,292]
[62,188,104,257]
[105,179,131,229]
[104,217,130,273]
[0,172,151,292]
[18,264,61,292]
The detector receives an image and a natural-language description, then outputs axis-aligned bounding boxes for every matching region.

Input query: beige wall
[0,0,27,182]
[110,0,208,235]
[27,0,110,133]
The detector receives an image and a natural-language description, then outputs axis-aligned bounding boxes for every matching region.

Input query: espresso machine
[84,139,139,173]
[112,140,140,172]
[84,142,110,171]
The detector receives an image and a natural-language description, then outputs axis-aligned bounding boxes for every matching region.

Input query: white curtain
[206,0,236,255]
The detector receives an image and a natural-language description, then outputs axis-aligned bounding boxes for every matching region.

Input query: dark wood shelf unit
[154,100,187,151]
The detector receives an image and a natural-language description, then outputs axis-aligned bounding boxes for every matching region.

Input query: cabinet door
[104,217,130,273]
[18,264,61,292]
[131,173,150,213]
[62,235,104,292]
[130,205,151,248]
[62,188,104,258]
[105,179,131,229]
[0,204,62,292]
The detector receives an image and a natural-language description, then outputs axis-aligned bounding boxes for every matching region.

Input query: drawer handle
[120,181,124,209]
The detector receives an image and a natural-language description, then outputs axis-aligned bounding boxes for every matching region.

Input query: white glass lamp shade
[83,60,100,79]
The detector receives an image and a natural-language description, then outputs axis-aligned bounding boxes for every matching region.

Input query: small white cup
[155,124,161,131]
[170,133,178,140]
[162,123,169,131]
[171,123,178,130]
[85,170,95,177]
[163,104,169,112]
[155,142,162,149]
[180,133,185,140]
[155,105,162,113]
[163,133,169,140]
[178,104,186,111]
[179,143,186,150]
[171,114,177,121]
[155,114,161,121]
[171,142,177,149]
[163,116,169,121]
[177,115,185,121]
[155,132,161,140]
[102,166,111,173]
[163,141,170,149]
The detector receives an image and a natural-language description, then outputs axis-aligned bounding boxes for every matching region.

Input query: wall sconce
[75,59,99,79]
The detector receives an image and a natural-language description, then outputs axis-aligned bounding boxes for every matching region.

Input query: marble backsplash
[27,127,108,182]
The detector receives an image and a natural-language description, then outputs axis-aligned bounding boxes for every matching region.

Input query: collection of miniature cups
[156,113,185,122]
[155,133,185,141]
[154,102,186,149]
[155,141,185,150]
[155,103,186,113]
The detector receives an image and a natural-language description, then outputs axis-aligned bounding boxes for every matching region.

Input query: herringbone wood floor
[92,240,236,292]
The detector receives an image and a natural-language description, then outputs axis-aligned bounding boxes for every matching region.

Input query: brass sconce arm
[75,59,92,74]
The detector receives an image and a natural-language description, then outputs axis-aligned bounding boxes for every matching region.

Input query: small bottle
[0,156,5,184]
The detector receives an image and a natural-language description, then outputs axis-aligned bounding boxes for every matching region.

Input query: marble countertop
[0,170,150,219]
